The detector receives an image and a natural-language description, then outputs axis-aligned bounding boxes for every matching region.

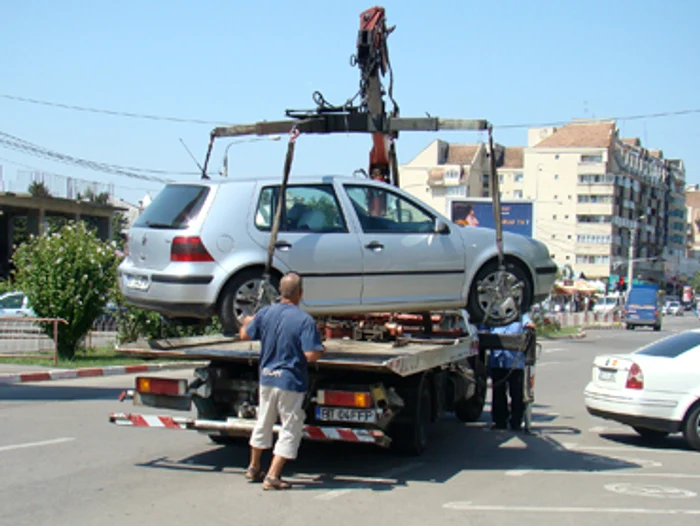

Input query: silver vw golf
[118,175,556,333]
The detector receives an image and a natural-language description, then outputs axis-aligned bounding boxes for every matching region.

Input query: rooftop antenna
[179,138,208,180]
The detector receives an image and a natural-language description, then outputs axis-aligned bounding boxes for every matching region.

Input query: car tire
[217,269,280,335]
[467,260,532,327]
[626,324,634,331]
[632,426,669,442]
[454,358,487,423]
[682,402,700,451]
[391,378,432,456]
[653,324,661,332]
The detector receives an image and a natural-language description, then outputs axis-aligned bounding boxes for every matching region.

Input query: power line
[2,92,699,130]
[0,93,230,125]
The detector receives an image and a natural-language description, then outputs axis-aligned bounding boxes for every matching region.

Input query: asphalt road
[1,316,700,526]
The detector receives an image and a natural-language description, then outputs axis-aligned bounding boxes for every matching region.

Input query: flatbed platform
[116,334,480,377]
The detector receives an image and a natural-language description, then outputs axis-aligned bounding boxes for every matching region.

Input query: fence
[0,317,67,365]
[550,310,623,329]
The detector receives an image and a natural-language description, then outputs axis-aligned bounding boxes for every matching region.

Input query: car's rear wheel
[467,260,532,327]
[682,403,700,451]
[633,426,669,442]
[217,269,280,335]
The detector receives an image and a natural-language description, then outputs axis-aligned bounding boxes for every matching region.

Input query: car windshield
[635,332,700,358]
[0,294,24,309]
[133,185,210,229]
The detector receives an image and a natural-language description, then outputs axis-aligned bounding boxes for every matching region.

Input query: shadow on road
[598,431,693,452]
[0,383,125,402]
[131,410,646,492]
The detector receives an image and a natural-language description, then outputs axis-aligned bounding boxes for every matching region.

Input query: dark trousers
[490,368,525,430]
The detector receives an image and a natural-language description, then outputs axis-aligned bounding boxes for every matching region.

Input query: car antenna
[179,138,209,180]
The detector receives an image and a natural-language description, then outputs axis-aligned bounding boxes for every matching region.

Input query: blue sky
[1,1,698,205]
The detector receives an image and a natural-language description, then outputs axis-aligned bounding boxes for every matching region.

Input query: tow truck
[110,6,541,455]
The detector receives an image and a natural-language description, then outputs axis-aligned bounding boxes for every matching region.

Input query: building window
[577,215,612,223]
[567,234,572,239]
[576,254,610,264]
[445,185,466,197]
[554,194,558,199]
[581,154,603,163]
[578,174,615,184]
[513,190,523,198]
[499,174,504,183]
[566,255,570,260]
[553,214,557,220]
[554,174,559,180]
[514,173,524,182]
[554,155,560,160]
[551,234,556,239]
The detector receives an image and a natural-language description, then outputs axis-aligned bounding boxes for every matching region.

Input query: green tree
[692,271,700,293]
[11,221,120,359]
[28,181,52,198]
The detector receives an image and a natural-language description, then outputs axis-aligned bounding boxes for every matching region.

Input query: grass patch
[538,325,581,339]
[0,345,177,368]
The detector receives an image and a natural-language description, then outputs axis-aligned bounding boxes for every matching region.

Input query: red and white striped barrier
[0,362,202,385]
[109,412,390,447]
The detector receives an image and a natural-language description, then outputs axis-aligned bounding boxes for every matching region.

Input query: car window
[635,332,700,358]
[133,185,210,229]
[0,294,23,309]
[255,185,347,233]
[344,185,435,234]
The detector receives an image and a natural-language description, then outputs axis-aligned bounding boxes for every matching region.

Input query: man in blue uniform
[487,313,535,431]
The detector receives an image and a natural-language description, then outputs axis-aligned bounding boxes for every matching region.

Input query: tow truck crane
[110,6,539,455]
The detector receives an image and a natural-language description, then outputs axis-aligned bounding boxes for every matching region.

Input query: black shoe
[491,423,507,430]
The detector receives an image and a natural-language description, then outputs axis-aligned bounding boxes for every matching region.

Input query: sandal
[263,476,291,490]
[244,467,266,483]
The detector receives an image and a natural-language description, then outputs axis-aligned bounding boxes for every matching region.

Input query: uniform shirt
[245,303,323,393]
[486,314,533,370]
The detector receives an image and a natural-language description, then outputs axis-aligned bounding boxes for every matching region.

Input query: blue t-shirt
[486,314,533,370]
[245,303,323,393]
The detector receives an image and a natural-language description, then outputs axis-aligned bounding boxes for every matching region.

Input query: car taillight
[171,236,214,262]
[625,363,644,390]
[317,390,372,408]
[136,377,188,396]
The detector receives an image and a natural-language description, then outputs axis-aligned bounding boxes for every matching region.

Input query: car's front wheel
[217,269,280,335]
[467,260,532,327]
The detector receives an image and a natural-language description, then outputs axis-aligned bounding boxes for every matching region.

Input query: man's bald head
[279,272,303,303]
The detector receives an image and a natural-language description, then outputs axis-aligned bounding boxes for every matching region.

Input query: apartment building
[400,119,687,282]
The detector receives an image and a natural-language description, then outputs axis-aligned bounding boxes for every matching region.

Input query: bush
[12,221,120,359]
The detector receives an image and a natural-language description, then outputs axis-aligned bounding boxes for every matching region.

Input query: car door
[248,183,363,310]
[342,183,466,307]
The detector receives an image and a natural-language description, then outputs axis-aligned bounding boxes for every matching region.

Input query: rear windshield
[635,332,700,358]
[133,185,210,229]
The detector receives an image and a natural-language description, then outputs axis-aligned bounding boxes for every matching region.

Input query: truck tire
[682,402,700,451]
[454,359,487,423]
[217,269,280,334]
[467,260,532,327]
[391,379,432,456]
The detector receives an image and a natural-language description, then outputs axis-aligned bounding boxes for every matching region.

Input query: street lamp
[627,214,647,291]
[221,136,281,177]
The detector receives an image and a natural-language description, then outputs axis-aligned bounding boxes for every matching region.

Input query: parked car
[0,291,35,317]
[118,176,557,333]
[593,296,618,315]
[584,330,700,450]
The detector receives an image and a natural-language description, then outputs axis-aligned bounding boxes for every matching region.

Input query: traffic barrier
[0,317,67,365]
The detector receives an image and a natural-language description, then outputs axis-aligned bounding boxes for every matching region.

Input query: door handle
[275,240,292,250]
[364,241,384,250]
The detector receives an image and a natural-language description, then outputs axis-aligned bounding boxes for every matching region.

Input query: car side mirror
[434,219,450,234]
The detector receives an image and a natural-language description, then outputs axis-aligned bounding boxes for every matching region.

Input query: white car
[0,291,35,317]
[664,301,683,316]
[584,330,700,450]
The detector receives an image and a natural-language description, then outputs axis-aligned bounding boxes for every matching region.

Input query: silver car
[118,175,556,333]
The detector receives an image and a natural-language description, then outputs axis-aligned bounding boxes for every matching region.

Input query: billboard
[450,199,534,238]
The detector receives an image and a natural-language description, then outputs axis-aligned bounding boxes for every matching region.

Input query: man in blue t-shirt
[486,313,535,431]
[239,272,324,490]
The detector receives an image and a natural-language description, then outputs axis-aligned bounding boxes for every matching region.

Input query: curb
[582,324,623,331]
[542,330,587,341]
[0,361,206,385]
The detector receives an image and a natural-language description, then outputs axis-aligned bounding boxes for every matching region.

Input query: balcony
[577,162,607,174]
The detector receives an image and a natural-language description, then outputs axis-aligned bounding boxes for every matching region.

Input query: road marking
[0,437,75,453]
[605,483,696,499]
[505,465,533,477]
[543,347,566,354]
[535,362,562,368]
[443,501,700,515]
[314,461,424,501]
[495,469,700,480]
[561,443,689,455]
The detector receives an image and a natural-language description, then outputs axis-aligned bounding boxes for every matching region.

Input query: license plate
[598,370,616,382]
[125,275,149,291]
[315,407,377,423]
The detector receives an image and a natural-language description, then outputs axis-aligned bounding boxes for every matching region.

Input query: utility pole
[627,215,646,292]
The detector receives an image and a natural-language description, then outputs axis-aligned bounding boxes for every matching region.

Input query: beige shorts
[249,385,306,460]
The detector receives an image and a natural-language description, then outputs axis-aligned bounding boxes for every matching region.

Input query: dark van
[624,284,661,331]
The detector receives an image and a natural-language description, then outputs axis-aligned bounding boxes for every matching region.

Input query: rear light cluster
[625,363,644,390]
[317,389,372,408]
[171,236,214,262]
[136,377,188,396]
